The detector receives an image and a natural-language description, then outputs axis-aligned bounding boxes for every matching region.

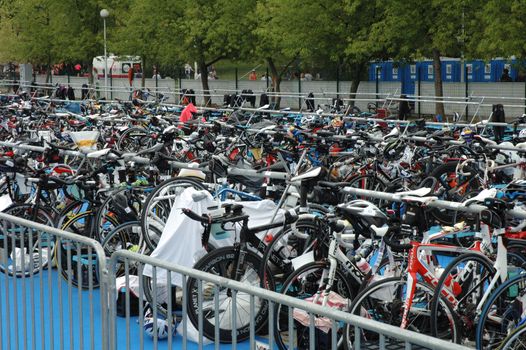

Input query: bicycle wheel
[343,277,460,349]
[116,127,151,153]
[0,204,54,277]
[186,247,273,343]
[498,323,526,349]
[259,218,326,291]
[141,177,207,251]
[57,211,118,288]
[54,200,91,229]
[102,221,146,277]
[95,187,148,242]
[476,274,526,349]
[274,261,355,350]
[429,252,495,342]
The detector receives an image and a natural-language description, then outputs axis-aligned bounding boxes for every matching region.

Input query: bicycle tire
[57,211,118,288]
[476,274,526,349]
[116,127,151,153]
[498,323,526,349]
[273,261,355,350]
[429,252,495,341]
[258,218,324,290]
[0,204,54,277]
[186,246,273,343]
[140,177,207,251]
[102,221,145,276]
[343,276,460,349]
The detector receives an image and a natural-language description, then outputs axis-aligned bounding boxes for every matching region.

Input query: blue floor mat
[0,268,255,350]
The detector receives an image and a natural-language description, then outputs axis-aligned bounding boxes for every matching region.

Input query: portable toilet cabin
[492,59,517,82]
[441,59,461,82]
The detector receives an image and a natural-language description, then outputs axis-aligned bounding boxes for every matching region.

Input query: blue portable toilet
[441,59,461,82]
[492,59,517,81]
[401,63,416,95]
[465,60,477,82]
[369,62,385,81]
[479,61,493,82]
[388,62,402,82]
[420,61,435,81]
[383,62,394,81]
[473,60,486,82]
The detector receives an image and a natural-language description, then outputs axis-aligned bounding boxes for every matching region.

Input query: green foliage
[472,0,526,60]
[0,0,524,86]
[368,0,479,61]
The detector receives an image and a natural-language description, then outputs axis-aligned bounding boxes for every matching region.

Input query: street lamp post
[100,9,109,99]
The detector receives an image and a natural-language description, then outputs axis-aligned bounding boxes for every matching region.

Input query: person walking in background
[249,70,257,80]
[184,63,193,79]
[127,66,135,100]
[127,66,134,87]
[152,66,161,80]
[500,68,512,82]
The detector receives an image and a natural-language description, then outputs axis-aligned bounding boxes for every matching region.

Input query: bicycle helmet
[339,200,388,227]
[460,127,474,143]
[143,317,173,339]
[300,114,320,128]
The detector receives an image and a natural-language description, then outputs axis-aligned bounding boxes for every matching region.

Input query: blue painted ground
[0,236,458,350]
[0,268,260,350]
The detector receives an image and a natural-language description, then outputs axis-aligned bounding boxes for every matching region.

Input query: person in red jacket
[127,66,135,86]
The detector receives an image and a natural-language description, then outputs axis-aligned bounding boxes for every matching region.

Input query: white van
[92,55,141,79]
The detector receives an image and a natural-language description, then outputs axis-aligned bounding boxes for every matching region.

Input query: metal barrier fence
[0,211,473,350]
[108,250,473,350]
[0,211,110,350]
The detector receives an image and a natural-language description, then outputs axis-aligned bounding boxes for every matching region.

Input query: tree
[171,0,256,105]
[472,1,526,59]
[255,0,384,108]
[112,0,183,87]
[253,0,299,108]
[0,0,117,83]
[370,0,478,117]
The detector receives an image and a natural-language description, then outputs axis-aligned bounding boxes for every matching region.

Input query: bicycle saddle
[393,187,432,198]
[291,167,323,182]
[463,188,497,206]
[86,148,112,159]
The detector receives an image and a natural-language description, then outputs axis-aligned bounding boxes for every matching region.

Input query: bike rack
[341,187,526,219]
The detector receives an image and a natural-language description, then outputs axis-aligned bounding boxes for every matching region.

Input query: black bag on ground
[492,104,505,142]
[67,86,75,100]
[241,89,256,107]
[260,93,269,107]
[116,288,143,317]
[295,323,333,349]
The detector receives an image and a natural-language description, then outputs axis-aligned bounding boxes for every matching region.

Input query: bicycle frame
[400,227,508,329]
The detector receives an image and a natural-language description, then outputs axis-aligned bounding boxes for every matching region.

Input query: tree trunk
[87,62,94,85]
[198,60,210,106]
[349,62,365,108]
[266,58,281,109]
[46,64,51,84]
[432,49,445,118]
